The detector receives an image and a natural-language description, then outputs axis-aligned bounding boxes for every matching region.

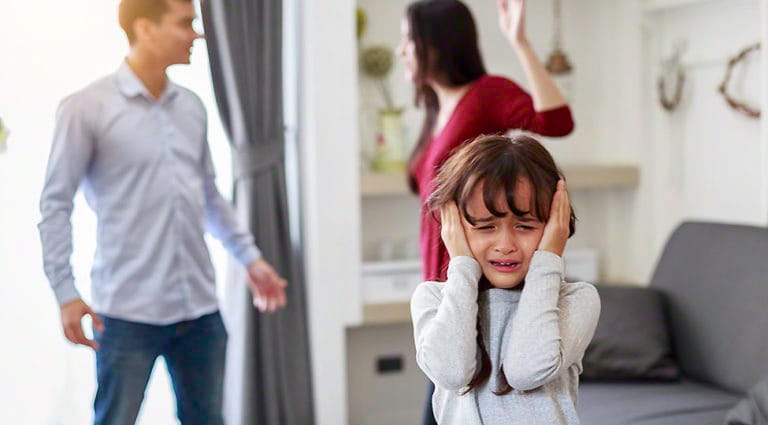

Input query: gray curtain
[201,1,314,424]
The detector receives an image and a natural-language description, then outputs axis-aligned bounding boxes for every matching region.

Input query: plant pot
[371,108,405,172]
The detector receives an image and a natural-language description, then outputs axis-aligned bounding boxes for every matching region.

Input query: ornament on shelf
[545,0,574,100]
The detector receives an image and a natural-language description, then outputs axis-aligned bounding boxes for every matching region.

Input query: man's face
[142,0,201,66]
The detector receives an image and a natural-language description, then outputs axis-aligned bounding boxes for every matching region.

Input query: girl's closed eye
[514,216,542,231]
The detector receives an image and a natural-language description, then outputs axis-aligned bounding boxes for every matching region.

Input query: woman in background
[396,1,575,423]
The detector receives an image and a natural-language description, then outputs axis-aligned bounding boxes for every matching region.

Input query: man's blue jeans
[92,311,227,425]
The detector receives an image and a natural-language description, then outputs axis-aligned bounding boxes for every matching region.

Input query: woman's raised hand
[538,179,571,257]
[440,203,474,259]
[497,0,527,47]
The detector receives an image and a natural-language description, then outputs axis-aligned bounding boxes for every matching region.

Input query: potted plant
[360,45,406,172]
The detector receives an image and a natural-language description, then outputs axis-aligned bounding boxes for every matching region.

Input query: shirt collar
[116,60,179,103]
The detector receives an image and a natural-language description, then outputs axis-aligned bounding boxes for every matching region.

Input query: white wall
[644,0,766,258]
[300,0,360,425]
[0,1,232,423]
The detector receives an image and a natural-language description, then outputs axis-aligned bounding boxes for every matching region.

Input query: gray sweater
[410,251,600,425]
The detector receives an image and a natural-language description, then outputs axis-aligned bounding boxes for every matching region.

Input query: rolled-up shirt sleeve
[38,96,94,305]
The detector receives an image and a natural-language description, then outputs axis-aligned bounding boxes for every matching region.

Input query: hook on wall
[657,41,686,112]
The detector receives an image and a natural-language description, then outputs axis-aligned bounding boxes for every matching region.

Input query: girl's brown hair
[426,134,576,395]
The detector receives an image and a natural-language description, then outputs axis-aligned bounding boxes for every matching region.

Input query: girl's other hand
[440,203,474,259]
[497,0,527,47]
[538,179,570,257]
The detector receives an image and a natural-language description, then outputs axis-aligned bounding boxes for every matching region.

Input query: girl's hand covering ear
[440,203,474,259]
[538,179,570,257]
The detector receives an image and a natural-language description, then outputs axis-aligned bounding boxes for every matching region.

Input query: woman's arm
[498,0,567,111]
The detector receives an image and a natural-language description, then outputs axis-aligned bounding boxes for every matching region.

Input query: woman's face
[396,17,418,84]
[461,179,546,289]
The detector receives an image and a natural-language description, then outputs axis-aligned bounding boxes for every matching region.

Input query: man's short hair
[118,0,192,44]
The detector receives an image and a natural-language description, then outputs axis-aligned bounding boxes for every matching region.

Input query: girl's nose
[494,232,518,254]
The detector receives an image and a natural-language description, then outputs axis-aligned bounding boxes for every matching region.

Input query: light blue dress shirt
[38,62,260,325]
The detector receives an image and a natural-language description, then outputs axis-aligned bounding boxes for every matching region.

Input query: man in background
[38,0,286,423]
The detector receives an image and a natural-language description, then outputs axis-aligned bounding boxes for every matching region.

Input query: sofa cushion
[628,410,735,425]
[581,285,679,381]
[578,379,739,425]
[651,222,768,393]
[725,377,768,425]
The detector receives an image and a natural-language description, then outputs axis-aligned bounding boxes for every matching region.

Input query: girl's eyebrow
[471,215,497,223]
[516,215,537,222]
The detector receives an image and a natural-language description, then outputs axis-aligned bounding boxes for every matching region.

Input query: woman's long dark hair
[405,0,487,190]
[426,134,577,395]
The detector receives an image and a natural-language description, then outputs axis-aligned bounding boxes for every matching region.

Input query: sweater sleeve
[487,78,574,137]
[411,256,482,390]
[502,250,600,391]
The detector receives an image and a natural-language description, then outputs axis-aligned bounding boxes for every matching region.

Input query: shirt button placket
[161,109,190,315]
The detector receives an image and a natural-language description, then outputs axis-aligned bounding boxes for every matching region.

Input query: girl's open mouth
[489,260,522,272]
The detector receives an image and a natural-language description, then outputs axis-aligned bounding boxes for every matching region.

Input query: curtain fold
[201,1,313,424]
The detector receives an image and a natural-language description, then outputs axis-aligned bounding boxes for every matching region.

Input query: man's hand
[247,259,288,313]
[538,179,571,257]
[60,298,104,350]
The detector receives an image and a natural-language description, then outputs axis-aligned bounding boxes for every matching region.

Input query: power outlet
[376,355,403,374]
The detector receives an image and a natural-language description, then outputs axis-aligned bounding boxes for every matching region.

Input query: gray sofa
[578,221,768,425]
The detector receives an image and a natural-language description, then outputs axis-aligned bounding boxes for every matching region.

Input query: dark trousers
[422,380,438,425]
[92,311,228,425]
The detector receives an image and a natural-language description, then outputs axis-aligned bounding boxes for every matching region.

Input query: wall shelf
[642,0,722,13]
[360,171,414,197]
[361,164,639,197]
[561,164,640,189]
[362,302,411,325]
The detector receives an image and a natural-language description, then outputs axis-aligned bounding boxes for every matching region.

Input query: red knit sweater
[409,74,574,282]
